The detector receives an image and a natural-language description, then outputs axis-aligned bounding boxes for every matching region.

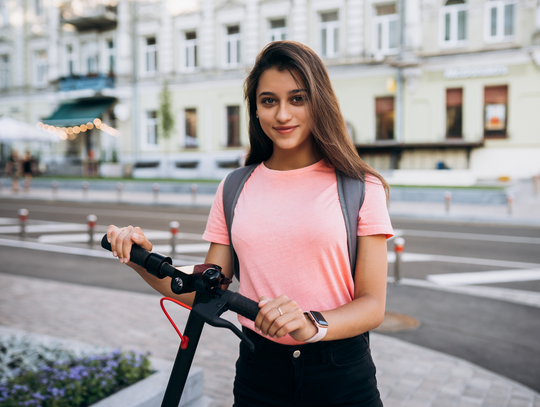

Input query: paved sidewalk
[1,179,539,226]
[1,273,539,407]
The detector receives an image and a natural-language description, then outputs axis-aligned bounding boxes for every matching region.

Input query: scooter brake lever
[206,316,255,353]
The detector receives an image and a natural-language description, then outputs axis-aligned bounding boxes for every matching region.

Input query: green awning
[43,98,115,127]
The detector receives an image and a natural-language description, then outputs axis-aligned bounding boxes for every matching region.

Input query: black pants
[233,327,383,407]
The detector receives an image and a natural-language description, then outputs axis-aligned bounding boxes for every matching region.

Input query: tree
[159,80,175,139]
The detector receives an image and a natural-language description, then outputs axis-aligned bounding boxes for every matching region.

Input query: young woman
[108,41,393,407]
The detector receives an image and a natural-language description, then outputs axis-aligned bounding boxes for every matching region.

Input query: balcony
[59,74,115,92]
[61,1,117,31]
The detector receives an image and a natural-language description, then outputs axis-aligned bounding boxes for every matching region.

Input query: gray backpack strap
[222,164,258,280]
[336,170,365,277]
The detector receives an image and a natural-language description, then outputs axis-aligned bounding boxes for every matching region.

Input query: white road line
[388,277,540,309]
[0,238,205,264]
[427,269,540,286]
[0,218,19,225]
[0,224,92,234]
[37,230,203,244]
[153,243,210,254]
[388,252,540,269]
[393,229,540,244]
[0,203,209,222]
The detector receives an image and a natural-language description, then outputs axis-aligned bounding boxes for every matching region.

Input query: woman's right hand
[106,225,153,265]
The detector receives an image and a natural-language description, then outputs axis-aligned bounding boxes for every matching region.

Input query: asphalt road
[1,198,539,392]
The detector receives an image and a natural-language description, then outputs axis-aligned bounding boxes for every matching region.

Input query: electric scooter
[101,235,260,407]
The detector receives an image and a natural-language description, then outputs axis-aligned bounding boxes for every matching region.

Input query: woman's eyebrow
[258,89,308,98]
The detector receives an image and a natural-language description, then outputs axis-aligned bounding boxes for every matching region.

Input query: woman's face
[255,67,313,156]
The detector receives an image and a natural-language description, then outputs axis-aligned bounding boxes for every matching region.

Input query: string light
[36,118,119,139]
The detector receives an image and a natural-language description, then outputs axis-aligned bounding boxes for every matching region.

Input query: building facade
[0,0,539,180]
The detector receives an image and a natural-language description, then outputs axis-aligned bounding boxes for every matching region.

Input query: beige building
[0,0,539,180]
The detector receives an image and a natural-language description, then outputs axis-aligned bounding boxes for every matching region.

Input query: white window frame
[34,51,48,87]
[65,44,75,76]
[0,54,9,89]
[181,31,198,72]
[224,25,241,68]
[484,0,516,43]
[145,37,157,75]
[373,13,399,57]
[144,110,159,148]
[440,3,468,48]
[105,39,115,75]
[83,42,98,75]
[319,12,340,59]
[268,19,287,43]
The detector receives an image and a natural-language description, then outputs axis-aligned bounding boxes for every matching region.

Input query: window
[0,0,9,27]
[446,88,463,138]
[66,44,75,76]
[269,19,287,42]
[374,4,399,56]
[225,26,241,67]
[83,42,98,75]
[320,11,339,58]
[35,51,47,86]
[35,0,44,16]
[484,85,508,138]
[146,111,159,145]
[145,37,157,74]
[106,40,115,75]
[0,55,9,89]
[183,32,197,70]
[441,0,467,46]
[185,108,198,148]
[375,97,394,140]
[227,106,240,147]
[485,0,515,41]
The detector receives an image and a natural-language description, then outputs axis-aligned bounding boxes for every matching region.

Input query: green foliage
[159,80,175,139]
[0,338,152,407]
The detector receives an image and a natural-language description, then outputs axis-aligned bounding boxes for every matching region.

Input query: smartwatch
[303,311,328,343]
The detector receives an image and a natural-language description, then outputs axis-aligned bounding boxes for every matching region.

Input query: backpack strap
[222,164,258,280]
[222,165,365,281]
[336,170,365,274]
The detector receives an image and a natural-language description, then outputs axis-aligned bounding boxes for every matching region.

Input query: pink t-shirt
[202,160,393,345]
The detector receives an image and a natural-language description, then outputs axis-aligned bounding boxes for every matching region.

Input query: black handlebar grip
[227,292,260,321]
[100,234,151,269]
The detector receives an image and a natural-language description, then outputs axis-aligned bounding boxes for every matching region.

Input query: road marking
[388,252,540,269]
[427,269,540,286]
[0,224,93,234]
[153,243,210,254]
[388,277,540,309]
[393,229,540,245]
[0,238,205,264]
[0,218,19,225]
[37,230,203,244]
[0,202,209,222]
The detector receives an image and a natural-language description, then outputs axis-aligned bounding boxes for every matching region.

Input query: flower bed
[0,336,152,407]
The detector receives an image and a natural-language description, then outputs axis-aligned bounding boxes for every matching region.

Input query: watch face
[310,311,328,327]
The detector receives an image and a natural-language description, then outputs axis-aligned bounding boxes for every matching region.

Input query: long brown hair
[244,41,389,194]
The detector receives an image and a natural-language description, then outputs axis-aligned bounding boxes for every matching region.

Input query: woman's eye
[262,98,275,104]
[292,96,303,103]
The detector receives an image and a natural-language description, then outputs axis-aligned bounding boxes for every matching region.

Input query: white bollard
[191,183,198,204]
[51,180,59,199]
[116,182,123,203]
[19,208,29,240]
[82,181,89,199]
[170,221,179,256]
[445,191,452,214]
[153,183,160,203]
[87,214,97,248]
[393,237,405,285]
[507,193,514,215]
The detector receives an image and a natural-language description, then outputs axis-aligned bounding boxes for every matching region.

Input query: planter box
[100,163,123,178]
[90,359,212,407]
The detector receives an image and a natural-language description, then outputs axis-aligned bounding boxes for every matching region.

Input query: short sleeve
[202,179,230,245]
[358,176,394,239]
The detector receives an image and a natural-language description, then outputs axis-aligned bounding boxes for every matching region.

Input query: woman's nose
[276,103,292,123]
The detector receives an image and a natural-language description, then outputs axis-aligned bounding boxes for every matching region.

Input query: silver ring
[277,307,283,316]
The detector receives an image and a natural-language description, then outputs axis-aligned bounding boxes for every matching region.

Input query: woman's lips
[274,126,298,135]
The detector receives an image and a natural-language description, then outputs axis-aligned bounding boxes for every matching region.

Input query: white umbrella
[0,116,60,142]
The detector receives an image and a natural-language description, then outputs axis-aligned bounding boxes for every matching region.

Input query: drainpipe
[395,0,406,145]
[131,0,140,164]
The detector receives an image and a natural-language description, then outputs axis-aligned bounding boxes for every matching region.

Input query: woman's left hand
[255,295,317,341]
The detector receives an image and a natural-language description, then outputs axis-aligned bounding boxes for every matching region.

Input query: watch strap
[303,311,328,343]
